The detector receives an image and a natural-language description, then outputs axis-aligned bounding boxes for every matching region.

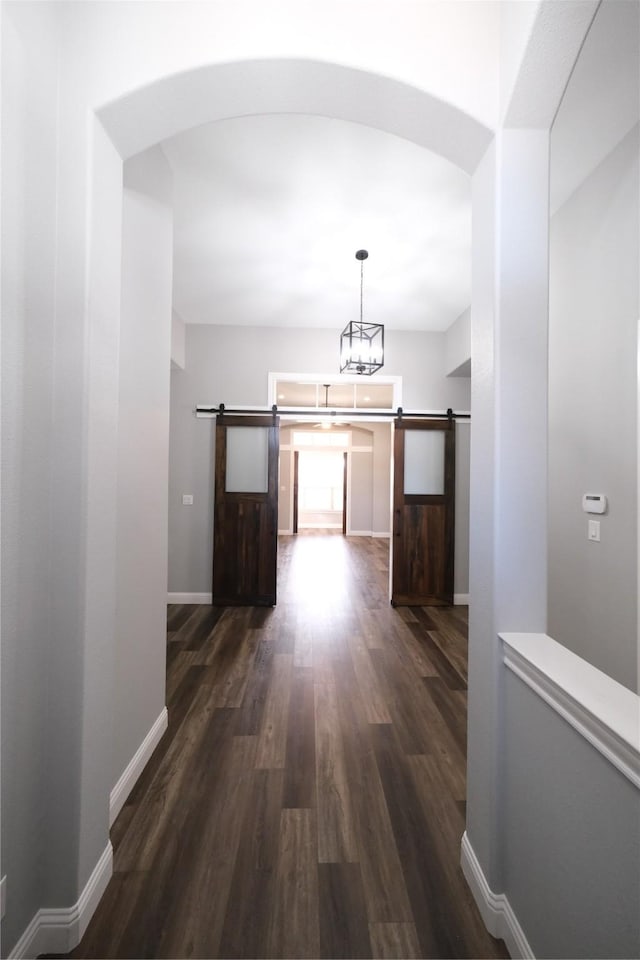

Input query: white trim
[454,592,470,605]
[109,708,168,825]
[8,843,113,960]
[501,633,640,789]
[372,531,391,538]
[347,529,374,537]
[167,591,212,604]
[460,832,534,960]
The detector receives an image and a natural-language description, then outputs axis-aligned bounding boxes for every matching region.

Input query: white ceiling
[160,2,638,336]
[163,114,472,333]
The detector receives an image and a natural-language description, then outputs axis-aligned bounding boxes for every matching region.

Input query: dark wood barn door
[213,414,279,606]
[391,417,455,606]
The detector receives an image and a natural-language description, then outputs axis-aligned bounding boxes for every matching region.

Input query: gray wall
[278,446,293,533]
[168,324,470,595]
[548,124,639,692]
[350,450,373,532]
[503,670,640,959]
[370,421,393,537]
[349,426,375,534]
[114,149,173,787]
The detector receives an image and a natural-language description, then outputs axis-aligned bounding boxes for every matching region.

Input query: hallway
[69,534,508,959]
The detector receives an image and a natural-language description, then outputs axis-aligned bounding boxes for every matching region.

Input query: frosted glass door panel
[226,427,268,492]
[404,430,445,495]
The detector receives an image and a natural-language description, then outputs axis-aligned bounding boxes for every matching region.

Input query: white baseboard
[110,707,168,825]
[372,531,391,538]
[167,592,212,604]
[454,592,470,605]
[9,842,113,960]
[460,832,534,959]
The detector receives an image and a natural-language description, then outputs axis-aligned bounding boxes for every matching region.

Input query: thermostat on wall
[582,494,607,514]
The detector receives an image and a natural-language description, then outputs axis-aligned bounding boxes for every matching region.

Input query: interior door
[391,417,455,606]
[213,414,279,606]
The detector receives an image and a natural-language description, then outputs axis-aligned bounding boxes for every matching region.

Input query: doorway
[294,448,347,533]
[280,425,378,539]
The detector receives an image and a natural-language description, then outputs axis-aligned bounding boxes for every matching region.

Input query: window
[275,380,395,409]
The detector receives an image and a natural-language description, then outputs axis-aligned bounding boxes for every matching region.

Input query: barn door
[213,414,279,606]
[391,417,455,606]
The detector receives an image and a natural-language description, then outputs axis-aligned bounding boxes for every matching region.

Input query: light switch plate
[588,519,601,542]
[182,494,194,506]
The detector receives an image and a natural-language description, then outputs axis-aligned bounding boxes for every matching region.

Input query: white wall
[445,307,471,376]
[113,148,173,790]
[499,0,541,120]
[548,124,639,692]
[1,4,61,947]
[168,324,470,596]
[467,123,551,899]
[171,310,186,370]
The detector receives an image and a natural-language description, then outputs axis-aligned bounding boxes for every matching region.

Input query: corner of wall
[460,833,534,960]
[171,310,186,370]
[8,845,113,960]
[444,307,471,377]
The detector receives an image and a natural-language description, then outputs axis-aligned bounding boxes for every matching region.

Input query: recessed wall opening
[269,372,403,412]
[297,448,346,531]
[275,379,395,410]
[279,421,382,540]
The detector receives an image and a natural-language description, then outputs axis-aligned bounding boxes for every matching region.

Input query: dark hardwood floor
[65,533,509,959]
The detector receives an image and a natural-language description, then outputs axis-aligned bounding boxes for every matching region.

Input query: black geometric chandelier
[340,249,384,376]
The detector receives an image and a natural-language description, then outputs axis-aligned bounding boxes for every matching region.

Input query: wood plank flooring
[63,533,509,959]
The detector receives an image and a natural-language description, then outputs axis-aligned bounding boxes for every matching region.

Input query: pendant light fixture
[340,249,384,375]
[313,383,348,430]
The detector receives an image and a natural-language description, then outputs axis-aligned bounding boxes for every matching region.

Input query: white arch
[98,58,492,173]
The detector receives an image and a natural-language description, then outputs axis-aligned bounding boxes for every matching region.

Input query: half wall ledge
[501,632,640,789]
